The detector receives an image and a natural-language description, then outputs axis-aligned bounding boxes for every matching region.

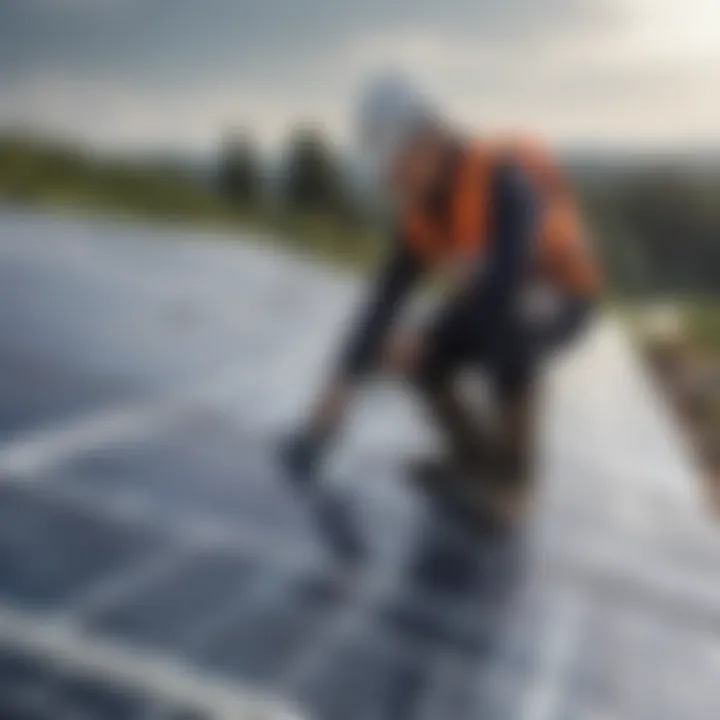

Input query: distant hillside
[577,166,720,296]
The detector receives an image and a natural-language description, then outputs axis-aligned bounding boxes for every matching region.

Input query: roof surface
[0,209,718,720]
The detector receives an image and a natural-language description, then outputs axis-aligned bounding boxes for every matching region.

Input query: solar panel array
[0,210,718,720]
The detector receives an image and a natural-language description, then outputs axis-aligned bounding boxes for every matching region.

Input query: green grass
[0,133,384,273]
[683,300,720,353]
[620,296,720,364]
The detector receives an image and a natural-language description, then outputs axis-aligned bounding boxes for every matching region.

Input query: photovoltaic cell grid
[0,210,719,720]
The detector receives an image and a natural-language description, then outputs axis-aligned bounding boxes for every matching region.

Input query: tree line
[218,127,351,218]
[0,128,718,297]
[580,167,720,297]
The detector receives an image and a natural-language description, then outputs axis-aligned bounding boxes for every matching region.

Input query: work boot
[479,377,539,521]
[419,381,496,469]
[311,491,366,566]
[409,455,524,533]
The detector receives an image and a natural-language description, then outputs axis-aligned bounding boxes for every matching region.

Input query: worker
[282,73,601,527]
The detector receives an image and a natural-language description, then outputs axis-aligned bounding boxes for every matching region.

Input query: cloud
[0,0,618,83]
[0,0,718,149]
[22,0,135,13]
[0,73,310,151]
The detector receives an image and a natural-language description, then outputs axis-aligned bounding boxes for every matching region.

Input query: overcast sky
[0,0,718,152]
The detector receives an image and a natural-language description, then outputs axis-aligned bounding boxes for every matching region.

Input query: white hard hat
[355,73,440,183]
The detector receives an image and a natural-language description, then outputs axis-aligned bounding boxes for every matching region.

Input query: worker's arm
[436,161,537,339]
[282,235,423,480]
[435,248,482,298]
[472,162,538,323]
[338,240,423,379]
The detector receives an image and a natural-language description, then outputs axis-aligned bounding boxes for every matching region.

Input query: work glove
[279,429,325,486]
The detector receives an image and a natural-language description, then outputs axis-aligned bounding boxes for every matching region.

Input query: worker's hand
[438,250,480,297]
[382,329,424,377]
[310,377,354,436]
[280,430,325,486]
[280,376,354,483]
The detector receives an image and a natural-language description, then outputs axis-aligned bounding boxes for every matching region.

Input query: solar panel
[0,210,718,720]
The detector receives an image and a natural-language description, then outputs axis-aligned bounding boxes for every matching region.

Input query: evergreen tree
[218,131,261,207]
[282,126,344,214]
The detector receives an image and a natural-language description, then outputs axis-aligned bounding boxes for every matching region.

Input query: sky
[0,0,718,153]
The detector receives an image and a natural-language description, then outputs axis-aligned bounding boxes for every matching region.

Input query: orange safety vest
[401,137,602,298]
